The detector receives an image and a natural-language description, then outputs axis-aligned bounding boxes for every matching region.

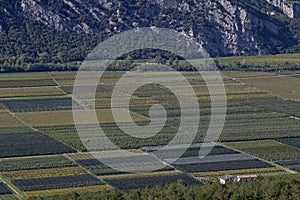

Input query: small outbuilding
[219,174,238,184]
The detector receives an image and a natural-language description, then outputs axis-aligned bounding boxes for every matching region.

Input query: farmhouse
[237,174,257,182]
[219,174,238,184]
[220,174,257,184]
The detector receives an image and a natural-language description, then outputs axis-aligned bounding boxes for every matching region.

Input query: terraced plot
[104,172,201,191]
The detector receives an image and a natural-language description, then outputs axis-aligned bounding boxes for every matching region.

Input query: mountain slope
[1,0,300,71]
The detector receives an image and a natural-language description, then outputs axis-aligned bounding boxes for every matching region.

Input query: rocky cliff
[0,0,299,63]
[267,0,300,18]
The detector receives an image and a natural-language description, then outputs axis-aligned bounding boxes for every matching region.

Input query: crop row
[0,156,76,172]
[165,153,254,165]
[145,145,238,160]
[0,79,56,88]
[0,87,63,98]
[1,98,83,112]
[173,159,273,173]
[2,166,86,180]
[12,174,103,191]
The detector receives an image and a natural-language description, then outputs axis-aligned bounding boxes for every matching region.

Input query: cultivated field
[239,76,300,101]
[0,86,63,98]
[0,71,299,198]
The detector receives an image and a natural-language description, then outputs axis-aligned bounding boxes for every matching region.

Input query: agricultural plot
[104,172,201,191]
[276,160,300,172]
[276,137,300,149]
[240,76,300,101]
[1,98,82,112]
[0,127,75,158]
[145,144,273,173]
[37,125,87,151]
[223,71,277,78]
[0,80,57,88]
[172,159,272,173]
[144,145,238,160]
[69,151,173,176]
[20,108,149,127]
[1,166,86,180]
[242,98,300,118]
[26,185,111,198]
[0,86,63,98]
[0,156,76,172]
[191,167,282,177]
[0,72,57,88]
[12,174,103,191]
[220,113,300,141]
[0,111,25,127]
[38,122,178,151]
[225,140,300,161]
[0,183,13,195]
[0,194,18,200]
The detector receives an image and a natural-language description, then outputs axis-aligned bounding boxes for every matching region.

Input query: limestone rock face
[267,0,300,19]
[2,0,296,56]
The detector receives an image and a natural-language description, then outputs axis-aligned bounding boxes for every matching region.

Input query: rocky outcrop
[267,0,300,19]
[9,0,296,56]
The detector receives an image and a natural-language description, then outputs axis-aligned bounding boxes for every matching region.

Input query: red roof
[238,174,257,179]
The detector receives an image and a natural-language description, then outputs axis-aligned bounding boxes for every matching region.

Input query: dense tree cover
[215,60,300,71]
[28,174,300,200]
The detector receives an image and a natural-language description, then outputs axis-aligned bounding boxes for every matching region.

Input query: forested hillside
[1,0,300,72]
